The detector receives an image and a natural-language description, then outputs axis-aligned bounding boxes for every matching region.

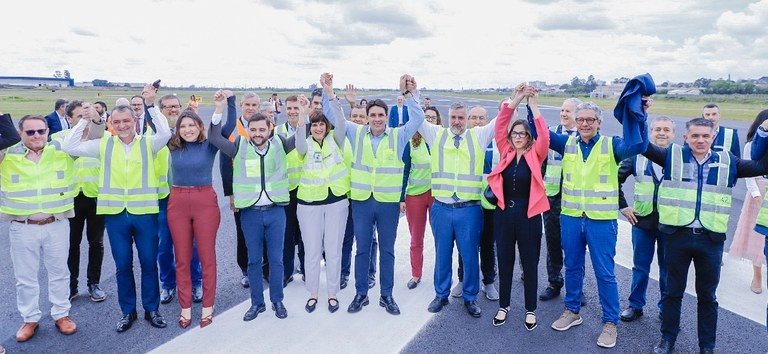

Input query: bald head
[468,105,488,128]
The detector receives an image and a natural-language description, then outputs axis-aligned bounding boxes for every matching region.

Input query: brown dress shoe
[55,316,77,335]
[16,322,39,342]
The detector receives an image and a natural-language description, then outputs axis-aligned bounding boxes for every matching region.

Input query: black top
[501,155,531,200]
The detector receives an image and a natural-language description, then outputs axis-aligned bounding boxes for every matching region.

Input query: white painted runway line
[152,218,766,353]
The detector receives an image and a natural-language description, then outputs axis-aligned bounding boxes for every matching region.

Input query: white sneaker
[484,283,499,301]
[451,282,463,298]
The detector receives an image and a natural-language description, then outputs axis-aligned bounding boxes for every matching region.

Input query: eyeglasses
[425,114,437,120]
[509,131,528,138]
[24,129,48,136]
[163,105,181,109]
[576,117,598,125]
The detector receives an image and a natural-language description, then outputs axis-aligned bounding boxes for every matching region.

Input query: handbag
[482,184,498,205]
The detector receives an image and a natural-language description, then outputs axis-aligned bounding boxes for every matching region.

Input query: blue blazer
[388,105,409,127]
[45,111,66,135]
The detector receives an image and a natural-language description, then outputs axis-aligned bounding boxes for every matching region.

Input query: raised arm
[395,75,425,158]
[640,142,668,167]
[60,118,101,158]
[0,113,21,149]
[321,72,357,142]
[529,92,550,160]
[295,95,311,157]
[221,91,237,137]
[209,90,237,158]
[141,85,171,153]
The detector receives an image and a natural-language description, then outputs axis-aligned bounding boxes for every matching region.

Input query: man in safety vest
[61,84,172,333]
[539,97,581,302]
[209,91,298,321]
[451,105,499,301]
[701,103,739,157]
[322,72,424,315]
[547,101,650,349]
[219,92,272,288]
[644,117,768,354]
[617,116,676,323]
[419,87,529,318]
[51,101,108,303]
[0,113,84,342]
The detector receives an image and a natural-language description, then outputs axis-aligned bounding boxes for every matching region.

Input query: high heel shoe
[200,308,214,328]
[492,307,508,327]
[178,314,192,329]
[524,311,537,331]
[751,278,763,294]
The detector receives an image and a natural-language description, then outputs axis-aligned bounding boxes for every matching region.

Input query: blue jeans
[341,201,377,279]
[105,212,160,315]
[661,229,724,350]
[560,215,620,324]
[351,197,399,297]
[240,206,285,306]
[157,197,202,290]
[430,201,482,301]
[628,226,667,311]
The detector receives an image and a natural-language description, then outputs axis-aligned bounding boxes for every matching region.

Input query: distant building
[75,81,94,87]
[667,89,702,96]
[0,76,74,87]
[589,84,624,98]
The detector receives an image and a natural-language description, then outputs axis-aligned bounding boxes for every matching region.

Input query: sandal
[524,311,537,331]
[492,307,508,327]
[200,307,214,328]
[305,298,318,313]
[178,314,192,329]
[328,298,339,313]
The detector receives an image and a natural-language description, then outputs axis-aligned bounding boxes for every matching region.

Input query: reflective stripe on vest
[155,147,170,199]
[430,129,484,200]
[406,141,431,196]
[97,136,159,215]
[560,135,619,219]
[297,135,350,202]
[657,145,732,233]
[51,130,100,198]
[350,128,404,203]
[0,143,75,215]
[232,137,290,208]
[632,155,656,217]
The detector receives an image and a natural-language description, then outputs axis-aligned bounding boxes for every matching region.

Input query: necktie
[136,119,143,134]
[453,135,461,148]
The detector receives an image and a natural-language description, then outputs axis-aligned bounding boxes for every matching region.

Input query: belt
[435,200,480,209]
[687,227,707,235]
[249,204,277,211]
[13,216,56,226]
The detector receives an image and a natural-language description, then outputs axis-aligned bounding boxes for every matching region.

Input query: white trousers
[297,199,349,297]
[9,219,71,322]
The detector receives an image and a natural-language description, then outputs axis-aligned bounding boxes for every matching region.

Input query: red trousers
[167,186,220,308]
[404,190,432,278]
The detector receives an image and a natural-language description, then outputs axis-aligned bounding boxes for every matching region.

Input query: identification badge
[313,152,323,163]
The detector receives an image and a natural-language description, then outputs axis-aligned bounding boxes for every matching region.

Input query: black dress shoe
[340,276,348,290]
[144,311,167,328]
[427,297,449,313]
[116,312,137,333]
[652,338,674,354]
[464,300,481,318]
[620,307,643,322]
[160,288,176,304]
[192,286,203,303]
[379,296,401,315]
[272,302,287,319]
[407,278,420,290]
[243,304,266,321]
[328,298,339,313]
[347,295,369,313]
[699,348,713,354]
[538,287,560,301]
[305,298,318,313]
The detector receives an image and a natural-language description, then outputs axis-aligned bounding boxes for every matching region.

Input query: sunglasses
[24,129,48,136]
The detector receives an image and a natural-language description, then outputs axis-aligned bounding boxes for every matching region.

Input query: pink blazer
[486,103,550,218]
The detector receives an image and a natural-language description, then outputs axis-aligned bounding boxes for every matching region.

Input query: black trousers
[283,189,303,280]
[542,196,564,288]
[68,193,106,290]
[457,208,497,285]
[235,210,269,278]
[494,199,542,311]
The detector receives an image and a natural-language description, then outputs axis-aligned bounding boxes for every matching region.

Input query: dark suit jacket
[45,111,67,135]
[388,105,409,127]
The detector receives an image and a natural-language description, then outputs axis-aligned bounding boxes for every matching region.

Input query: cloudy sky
[2,0,767,89]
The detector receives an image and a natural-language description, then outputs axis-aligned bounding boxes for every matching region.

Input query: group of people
[2,71,768,354]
